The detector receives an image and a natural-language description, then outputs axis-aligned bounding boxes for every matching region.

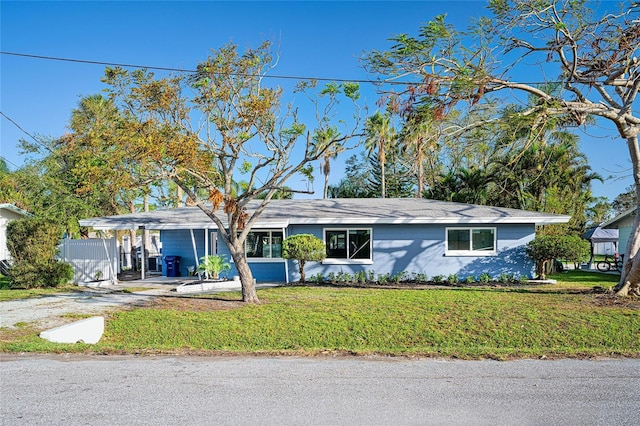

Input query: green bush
[526,234,590,280]
[198,254,231,280]
[282,234,326,282]
[6,218,73,289]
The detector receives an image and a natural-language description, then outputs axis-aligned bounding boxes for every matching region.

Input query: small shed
[583,226,619,264]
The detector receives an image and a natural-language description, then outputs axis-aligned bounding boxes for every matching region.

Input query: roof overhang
[288,216,570,226]
[0,203,32,218]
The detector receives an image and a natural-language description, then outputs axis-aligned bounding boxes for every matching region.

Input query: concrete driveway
[0,277,280,329]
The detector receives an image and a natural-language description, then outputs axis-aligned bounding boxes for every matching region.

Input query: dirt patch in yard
[147,297,245,312]
[592,294,640,309]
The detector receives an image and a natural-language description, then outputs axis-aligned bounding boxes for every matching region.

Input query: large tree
[364,1,639,296]
[102,42,361,303]
[4,135,123,237]
[363,111,394,198]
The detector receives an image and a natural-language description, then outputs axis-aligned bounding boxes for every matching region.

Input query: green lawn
[2,271,637,359]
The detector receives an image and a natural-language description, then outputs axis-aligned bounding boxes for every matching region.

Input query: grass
[1,271,637,359]
[0,282,80,302]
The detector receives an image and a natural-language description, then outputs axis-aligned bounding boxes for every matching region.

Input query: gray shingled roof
[79,198,570,230]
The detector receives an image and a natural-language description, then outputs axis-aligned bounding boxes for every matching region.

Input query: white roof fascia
[0,203,32,217]
[81,215,568,230]
[288,216,571,226]
[601,206,636,228]
[81,220,290,231]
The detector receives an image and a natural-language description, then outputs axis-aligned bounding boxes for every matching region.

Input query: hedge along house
[79,198,570,283]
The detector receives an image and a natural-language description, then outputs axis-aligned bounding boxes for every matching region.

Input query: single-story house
[0,203,32,260]
[602,207,636,257]
[79,198,570,282]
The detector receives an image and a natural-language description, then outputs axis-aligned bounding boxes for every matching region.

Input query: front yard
[1,271,638,359]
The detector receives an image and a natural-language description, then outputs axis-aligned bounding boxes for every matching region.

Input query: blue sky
[0,0,633,202]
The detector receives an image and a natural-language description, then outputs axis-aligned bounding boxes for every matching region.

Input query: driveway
[0,278,281,329]
[0,288,163,329]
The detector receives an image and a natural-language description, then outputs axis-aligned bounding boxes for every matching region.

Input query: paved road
[1,355,638,425]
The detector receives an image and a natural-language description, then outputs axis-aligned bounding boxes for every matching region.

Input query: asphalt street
[1,355,638,425]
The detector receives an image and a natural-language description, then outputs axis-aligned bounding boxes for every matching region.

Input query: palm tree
[313,127,341,199]
[364,111,394,198]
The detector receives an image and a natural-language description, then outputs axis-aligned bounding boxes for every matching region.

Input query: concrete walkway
[0,277,282,329]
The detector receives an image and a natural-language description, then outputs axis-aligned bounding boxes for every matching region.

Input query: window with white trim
[325,229,371,260]
[446,228,496,255]
[245,230,283,258]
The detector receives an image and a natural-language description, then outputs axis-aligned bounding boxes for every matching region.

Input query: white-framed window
[324,228,372,264]
[446,227,496,256]
[245,230,283,259]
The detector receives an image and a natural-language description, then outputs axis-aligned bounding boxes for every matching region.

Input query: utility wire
[1,111,53,153]
[1,50,609,87]
[0,155,21,170]
[0,51,387,85]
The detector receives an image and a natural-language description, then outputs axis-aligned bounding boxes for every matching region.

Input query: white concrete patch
[527,279,557,284]
[40,316,104,344]
[175,276,241,294]
[78,279,116,288]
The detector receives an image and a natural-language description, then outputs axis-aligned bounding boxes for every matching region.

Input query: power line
[0,155,21,170]
[0,51,386,85]
[1,50,608,88]
[0,111,53,153]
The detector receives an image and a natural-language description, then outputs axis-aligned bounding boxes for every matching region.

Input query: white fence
[59,238,119,284]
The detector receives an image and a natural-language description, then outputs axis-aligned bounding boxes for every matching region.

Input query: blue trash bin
[164,256,181,277]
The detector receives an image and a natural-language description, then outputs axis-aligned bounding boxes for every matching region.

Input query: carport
[583,226,619,266]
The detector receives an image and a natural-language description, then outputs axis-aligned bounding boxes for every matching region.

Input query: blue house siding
[289,223,535,282]
[161,230,207,277]
[161,223,536,282]
[160,229,286,281]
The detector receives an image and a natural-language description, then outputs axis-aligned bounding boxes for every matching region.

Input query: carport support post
[282,226,289,284]
[139,226,146,280]
[189,229,202,281]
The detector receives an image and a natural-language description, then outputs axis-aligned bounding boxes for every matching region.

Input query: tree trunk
[323,156,330,199]
[299,259,306,282]
[381,160,386,199]
[229,241,259,303]
[416,155,424,198]
[616,135,640,297]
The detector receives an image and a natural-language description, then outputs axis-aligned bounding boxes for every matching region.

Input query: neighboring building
[79,198,570,282]
[602,207,636,257]
[0,204,32,260]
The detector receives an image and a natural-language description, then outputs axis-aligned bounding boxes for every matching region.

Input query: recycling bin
[164,255,181,277]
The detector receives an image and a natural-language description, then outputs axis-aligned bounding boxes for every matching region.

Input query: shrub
[391,271,408,283]
[354,270,367,284]
[377,273,391,284]
[282,234,326,282]
[6,218,73,289]
[198,254,231,280]
[308,273,325,284]
[411,272,429,283]
[526,235,590,279]
[336,271,353,283]
[478,273,492,283]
